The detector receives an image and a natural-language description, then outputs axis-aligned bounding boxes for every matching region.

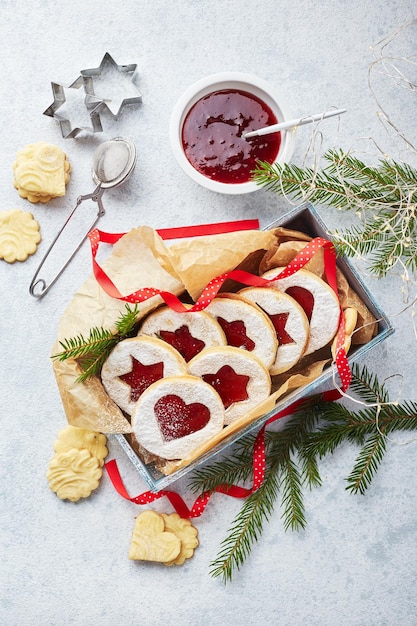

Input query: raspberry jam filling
[119,357,164,402]
[154,394,211,441]
[285,286,314,321]
[182,89,281,184]
[202,364,249,409]
[159,325,205,361]
[268,311,295,345]
[216,316,255,351]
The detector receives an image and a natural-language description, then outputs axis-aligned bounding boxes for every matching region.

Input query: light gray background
[1,2,416,625]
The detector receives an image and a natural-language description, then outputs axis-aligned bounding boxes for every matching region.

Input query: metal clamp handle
[29,186,105,299]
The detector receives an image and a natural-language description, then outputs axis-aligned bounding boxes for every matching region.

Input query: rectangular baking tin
[113,202,394,491]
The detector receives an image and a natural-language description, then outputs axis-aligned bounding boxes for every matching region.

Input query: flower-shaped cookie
[0,209,41,263]
[46,448,102,502]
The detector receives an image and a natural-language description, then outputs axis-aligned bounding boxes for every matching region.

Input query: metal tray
[113,202,394,491]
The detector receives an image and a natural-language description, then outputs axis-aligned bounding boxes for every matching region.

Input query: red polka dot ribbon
[92,222,352,516]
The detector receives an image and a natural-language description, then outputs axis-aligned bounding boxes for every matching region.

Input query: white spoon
[243,108,346,139]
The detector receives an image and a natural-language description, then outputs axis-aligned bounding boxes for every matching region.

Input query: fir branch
[209,469,280,583]
[52,303,140,382]
[193,364,417,582]
[252,149,417,277]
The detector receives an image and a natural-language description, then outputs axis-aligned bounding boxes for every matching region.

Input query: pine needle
[252,149,417,277]
[193,364,417,582]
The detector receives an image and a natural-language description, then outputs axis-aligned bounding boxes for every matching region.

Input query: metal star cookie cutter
[81,52,142,120]
[43,76,103,138]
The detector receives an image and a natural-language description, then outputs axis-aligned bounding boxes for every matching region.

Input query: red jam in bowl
[182,89,281,184]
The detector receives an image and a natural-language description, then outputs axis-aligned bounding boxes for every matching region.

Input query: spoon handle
[244,108,346,138]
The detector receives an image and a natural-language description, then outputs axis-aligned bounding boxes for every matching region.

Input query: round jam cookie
[0,209,41,263]
[188,346,271,425]
[131,375,225,460]
[205,295,278,370]
[101,336,188,415]
[262,268,341,355]
[239,287,309,375]
[138,305,226,362]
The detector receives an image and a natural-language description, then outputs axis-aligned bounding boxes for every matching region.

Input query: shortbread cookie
[332,307,358,359]
[188,346,271,425]
[161,513,199,566]
[0,209,41,263]
[46,448,102,502]
[131,375,225,460]
[13,141,71,203]
[138,305,226,362]
[205,295,278,370]
[238,287,309,375]
[101,336,188,415]
[129,511,181,563]
[262,268,340,355]
[53,424,108,467]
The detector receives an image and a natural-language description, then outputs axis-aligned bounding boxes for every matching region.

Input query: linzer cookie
[13,142,71,203]
[238,287,309,375]
[262,268,341,355]
[0,209,41,263]
[188,346,271,425]
[131,375,225,460]
[205,295,278,370]
[138,305,226,361]
[101,336,188,415]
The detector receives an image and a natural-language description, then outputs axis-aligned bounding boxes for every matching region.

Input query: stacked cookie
[13,141,71,203]
[100,270,342,468]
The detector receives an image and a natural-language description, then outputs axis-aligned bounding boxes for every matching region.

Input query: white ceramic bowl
[169,72,295,194]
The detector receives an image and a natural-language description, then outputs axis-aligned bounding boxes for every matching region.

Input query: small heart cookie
[131,375,225,460]
[101,336,188,415]
[238,287,309,375]
[128,511,181,563]
[138,305,226,361]
[262,268,341,355]
[188,346,271,425]
[205,294,278,370]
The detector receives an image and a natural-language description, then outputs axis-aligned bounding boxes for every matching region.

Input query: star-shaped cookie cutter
[81,52,142,120]
[43,76,103,138]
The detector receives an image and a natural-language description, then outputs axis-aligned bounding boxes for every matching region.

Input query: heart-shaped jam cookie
[188,346,271,425]
[131,375,224,460]
[101,336,188,415]
[154,395,211,441]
